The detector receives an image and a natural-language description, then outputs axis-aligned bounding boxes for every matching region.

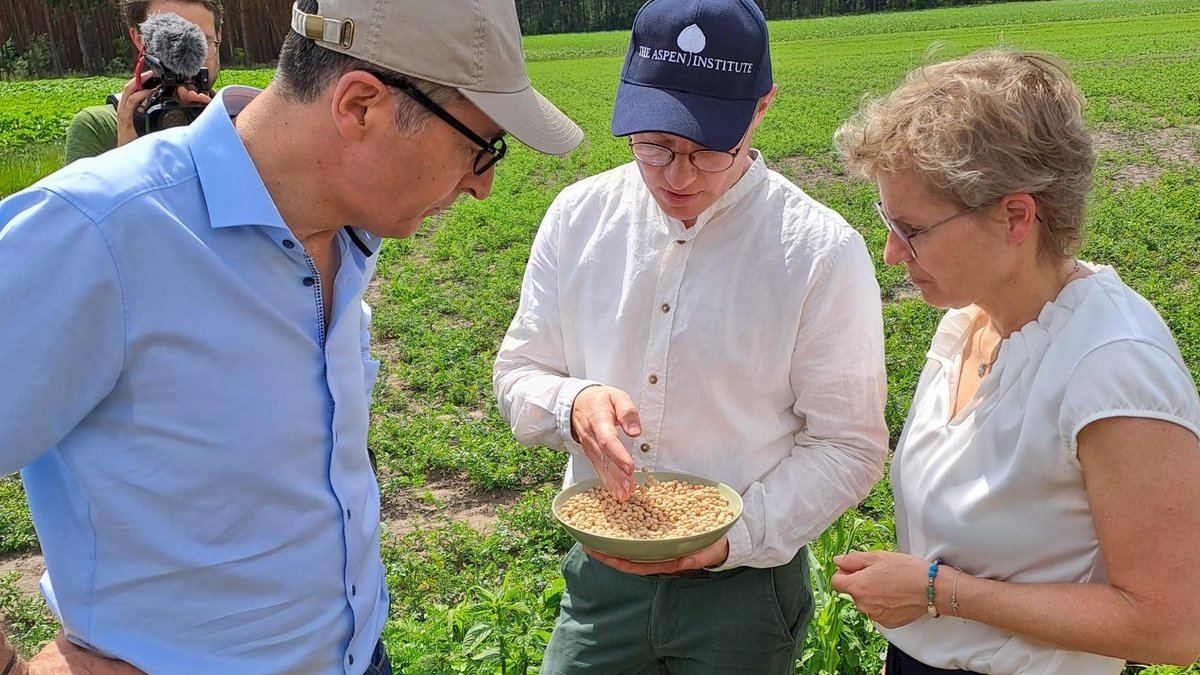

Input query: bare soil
[1092,125,1200,186]
[381,471,523,537]
[0,551,45,598]
[884,277,922,302]
[774,154,864,186]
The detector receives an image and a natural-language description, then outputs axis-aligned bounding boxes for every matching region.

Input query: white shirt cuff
[709,516,753,570]
[555,378,603,451]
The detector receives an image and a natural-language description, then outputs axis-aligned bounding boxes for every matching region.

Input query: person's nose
[663,154,697,191]
[459,166,495,201]
[882,228,914,267]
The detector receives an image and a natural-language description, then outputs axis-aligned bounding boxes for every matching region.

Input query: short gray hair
[274,0,464,135]
[835,48,1094,259]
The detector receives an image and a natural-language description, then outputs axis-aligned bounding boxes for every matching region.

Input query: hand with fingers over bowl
[562,385,741,572]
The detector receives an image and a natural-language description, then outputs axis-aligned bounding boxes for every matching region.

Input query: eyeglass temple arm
[393,79,499,154]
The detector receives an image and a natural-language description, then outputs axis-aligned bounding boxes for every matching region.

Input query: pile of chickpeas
[558,476,735,539]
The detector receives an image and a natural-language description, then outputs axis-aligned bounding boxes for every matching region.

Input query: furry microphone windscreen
[140,12,209,77]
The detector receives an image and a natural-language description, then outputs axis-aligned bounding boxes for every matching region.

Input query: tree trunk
[75,15,91,72]
[41,2,65,73]
[239,0,252,66]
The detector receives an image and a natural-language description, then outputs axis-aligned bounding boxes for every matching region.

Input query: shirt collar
[925,264,1117,367]
[701,149,769,224]
[927,307,979,368]
[188,86,288,232]
[185,86,380,257]
[342,226,381,257]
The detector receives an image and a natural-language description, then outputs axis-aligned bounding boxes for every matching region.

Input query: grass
[0,145,63,197]
[1,0,1198,671]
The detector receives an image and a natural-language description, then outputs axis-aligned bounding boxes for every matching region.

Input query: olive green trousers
[541,544,813,674]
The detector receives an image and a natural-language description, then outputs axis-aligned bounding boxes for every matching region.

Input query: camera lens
[159,108,193,129]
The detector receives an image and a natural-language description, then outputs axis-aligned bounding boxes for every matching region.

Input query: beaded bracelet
[926,558,942,617]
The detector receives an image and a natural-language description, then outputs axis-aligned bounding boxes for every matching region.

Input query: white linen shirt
[879,266,1200,673]
[493,154,889,569]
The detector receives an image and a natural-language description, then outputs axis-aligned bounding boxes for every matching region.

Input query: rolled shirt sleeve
[721,233,888,569]
[494,195,601,453]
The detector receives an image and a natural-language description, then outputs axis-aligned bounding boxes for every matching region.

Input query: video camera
[107,13,213,136]
[134,52,211,135]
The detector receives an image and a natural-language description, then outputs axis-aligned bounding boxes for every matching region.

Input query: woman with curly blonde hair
[830,48,1200,674]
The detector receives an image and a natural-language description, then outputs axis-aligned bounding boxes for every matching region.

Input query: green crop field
[2,0,1199,672]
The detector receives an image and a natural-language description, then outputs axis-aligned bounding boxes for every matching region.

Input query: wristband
[926,558,942,617]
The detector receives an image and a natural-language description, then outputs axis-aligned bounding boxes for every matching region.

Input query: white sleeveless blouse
[879,265,1200,673]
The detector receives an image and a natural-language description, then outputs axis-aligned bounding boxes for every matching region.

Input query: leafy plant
[800,511,890,675]
[0,476,38,554]
[1127,664,1200,675]
[0,573,57,656]
[448,573,562,674]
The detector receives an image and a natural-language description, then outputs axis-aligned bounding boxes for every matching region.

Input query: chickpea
[559,477,735,539]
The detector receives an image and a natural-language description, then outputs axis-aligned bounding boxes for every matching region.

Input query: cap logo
[676,24,706,53]
[634,22,754,74]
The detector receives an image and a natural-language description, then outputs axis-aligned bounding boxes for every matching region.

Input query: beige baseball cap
[290,0,583,155]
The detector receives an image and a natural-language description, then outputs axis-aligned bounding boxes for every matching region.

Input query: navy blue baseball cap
[611,0,773,152]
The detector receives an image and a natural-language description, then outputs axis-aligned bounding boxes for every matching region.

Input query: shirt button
[352,585,357,596]
[661,303,670,313]
[346,509,351,520]
[349,654,354,666]
[282,239,295,249]
[647,374,658,384]
[302,276,315,287]
[640,443,650,453]
[676,239,686,244]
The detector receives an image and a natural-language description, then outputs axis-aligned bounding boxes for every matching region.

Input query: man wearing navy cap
[494,0,888,671]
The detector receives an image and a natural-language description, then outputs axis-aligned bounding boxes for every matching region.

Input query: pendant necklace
[975,321,1000,378]
[977,351,998,378]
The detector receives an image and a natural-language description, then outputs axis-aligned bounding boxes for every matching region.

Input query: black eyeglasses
[628,140,740,173]
[365,70,506,176]
[874,202,978,259]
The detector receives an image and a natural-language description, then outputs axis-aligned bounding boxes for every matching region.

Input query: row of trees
[0,0,290,79]
[1,0,1022,78]
[513,0,1016,35]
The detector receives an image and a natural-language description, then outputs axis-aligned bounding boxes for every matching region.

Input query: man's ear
[329,71,392,142]
[752,84,777,125]
[129,26,144,53]
[744,84,777,136]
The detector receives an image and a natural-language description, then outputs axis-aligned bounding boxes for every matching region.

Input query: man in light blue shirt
[0,0,582,672]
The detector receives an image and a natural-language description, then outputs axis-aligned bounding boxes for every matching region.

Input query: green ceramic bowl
[552,471,744,562]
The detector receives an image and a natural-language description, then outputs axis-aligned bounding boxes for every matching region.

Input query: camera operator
[64,0,222,164]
